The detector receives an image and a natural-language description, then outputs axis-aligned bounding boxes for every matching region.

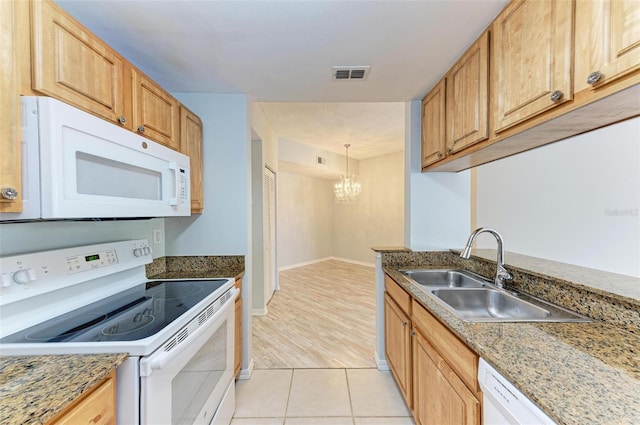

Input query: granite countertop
[384,266,640,425]
[146,255,245,281]
[0,353,127,425]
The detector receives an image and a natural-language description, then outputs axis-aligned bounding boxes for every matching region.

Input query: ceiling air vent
[332,66,370,81]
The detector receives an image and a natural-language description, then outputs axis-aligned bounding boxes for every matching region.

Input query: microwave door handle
[148,288,237,372]
[168,162,178,206]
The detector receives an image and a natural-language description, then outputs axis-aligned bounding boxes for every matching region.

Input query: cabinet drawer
[48,371,116,425]
[385,274,411,316]
[411,299,479,394]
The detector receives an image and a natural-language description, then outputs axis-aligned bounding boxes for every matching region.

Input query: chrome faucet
[460,227,512,289]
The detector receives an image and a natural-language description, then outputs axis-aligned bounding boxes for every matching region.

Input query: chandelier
[334,144,361,203]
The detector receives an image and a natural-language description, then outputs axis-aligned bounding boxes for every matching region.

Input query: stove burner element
[25,313,108,341]
[102,314,155,336]
[151,283,203,300]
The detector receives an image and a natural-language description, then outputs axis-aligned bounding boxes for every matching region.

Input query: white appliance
[0,97,190,221]
[0,240,236,425]
[479,358,557,425]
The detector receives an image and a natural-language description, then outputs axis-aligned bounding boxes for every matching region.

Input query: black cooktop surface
[1,279,229,343]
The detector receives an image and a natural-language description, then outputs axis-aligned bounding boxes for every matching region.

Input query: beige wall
[277,171,334,267]
[333,152,405,264]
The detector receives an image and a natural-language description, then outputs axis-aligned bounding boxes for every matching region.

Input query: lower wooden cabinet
[234,276,243,377]
[384,292,412,408]
[47,371,116,425]
[413,331,480,425]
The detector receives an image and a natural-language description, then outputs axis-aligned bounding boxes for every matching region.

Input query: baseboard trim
[252,307,268,316]
[237,359,255,380]
[375,351,390,371]
[278,257,333,271]
[330,256,375,268]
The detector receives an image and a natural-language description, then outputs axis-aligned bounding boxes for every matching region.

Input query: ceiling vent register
[332,66,371,81]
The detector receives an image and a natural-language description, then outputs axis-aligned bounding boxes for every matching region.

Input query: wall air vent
[332,66,371,81]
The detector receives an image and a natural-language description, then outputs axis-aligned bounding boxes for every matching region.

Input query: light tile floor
[232,369,414,425]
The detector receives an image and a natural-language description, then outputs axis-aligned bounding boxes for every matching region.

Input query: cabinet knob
[402,321,408,327]
[117,116,127,124]
[437,152,443,158]
[1,188,18,200]
[446,148,452,154]
[550,90,563,102]
[137,125,145,133]
[586,71,602,85]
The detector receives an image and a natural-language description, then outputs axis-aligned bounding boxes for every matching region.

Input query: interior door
[263,167,277,302]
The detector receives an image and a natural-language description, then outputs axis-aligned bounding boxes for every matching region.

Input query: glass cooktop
[0,279,229,343]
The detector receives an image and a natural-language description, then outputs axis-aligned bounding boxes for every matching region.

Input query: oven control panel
[65,249,118,274]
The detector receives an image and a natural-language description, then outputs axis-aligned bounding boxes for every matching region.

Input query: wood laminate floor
[252,259,377,369]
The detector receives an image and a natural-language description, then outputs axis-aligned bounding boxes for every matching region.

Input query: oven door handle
[142,288,237,375]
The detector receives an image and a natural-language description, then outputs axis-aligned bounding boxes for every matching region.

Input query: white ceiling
[56,0,507,157]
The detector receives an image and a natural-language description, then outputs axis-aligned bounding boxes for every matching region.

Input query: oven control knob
[143,247,152,255]
[133,248,143,257]
[13,269,36,285]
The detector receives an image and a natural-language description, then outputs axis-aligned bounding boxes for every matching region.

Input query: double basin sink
[400,269,589,322]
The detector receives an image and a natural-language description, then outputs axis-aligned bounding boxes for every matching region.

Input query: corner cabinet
[421,79,446,169]
[234,277,243,377]
[47,371,116,425]
[492,0,574,133]
[180,106,204,213]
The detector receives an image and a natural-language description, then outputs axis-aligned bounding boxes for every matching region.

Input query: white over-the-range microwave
[0,97,191,222]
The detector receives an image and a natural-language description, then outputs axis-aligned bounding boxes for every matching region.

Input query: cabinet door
[493,0,573,132]
[31,0,126,126]
[446,31,489,154]
[180,106,204,213]
[421,78,446,168]
[48,372,116,425]
[413,331,480,425]
[384,293,412,408]
[132,70,180,150]
[575,0,640,93]
[0,0,21,213]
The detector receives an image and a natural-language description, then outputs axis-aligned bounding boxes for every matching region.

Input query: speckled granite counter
[381,250,640,425]
[0,353,127,425]
[146,255,245,280]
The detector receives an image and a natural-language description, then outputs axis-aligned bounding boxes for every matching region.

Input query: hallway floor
[236,260,414,424]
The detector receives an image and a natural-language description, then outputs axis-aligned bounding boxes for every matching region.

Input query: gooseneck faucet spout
[460,227,512,289]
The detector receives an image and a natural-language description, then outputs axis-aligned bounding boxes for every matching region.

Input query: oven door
[139,290,235,425]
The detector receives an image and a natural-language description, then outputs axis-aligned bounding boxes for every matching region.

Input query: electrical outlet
[153,229,162,245]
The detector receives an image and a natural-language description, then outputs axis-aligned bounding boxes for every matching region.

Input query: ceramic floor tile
[234,369,293,418]
[353,418,415,425]
[286,369,352,417]
[231,419,284,425]
[285,418,354,425]
[347,369,411,417]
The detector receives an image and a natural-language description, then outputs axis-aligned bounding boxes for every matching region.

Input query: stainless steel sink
[400,269,487,288]
[429,288,590,322]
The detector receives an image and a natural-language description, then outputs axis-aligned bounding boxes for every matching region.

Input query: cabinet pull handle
[550,90,563,102]
[586,71,602,85]
[137,125,145,133]
[1,188,18,200]
[117,116,126,124]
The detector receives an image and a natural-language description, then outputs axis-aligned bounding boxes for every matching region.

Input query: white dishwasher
[478,359,557,425]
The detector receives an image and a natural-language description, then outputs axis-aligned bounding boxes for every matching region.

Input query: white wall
[333,152,405,264]
[164,93,250,256]
[0,218,165,257]
[476,117,640,277]
[405,100,471,250]
[277,171,334,267]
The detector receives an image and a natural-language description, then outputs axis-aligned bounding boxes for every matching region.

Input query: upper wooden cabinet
[492,0,574,133]
[180,105,204,213]
[421,79,446,169]
[31,0,127,128]
[0,0,21,213]
[132,70,180,150]
[446,31,489,155]
[574,0,640,95]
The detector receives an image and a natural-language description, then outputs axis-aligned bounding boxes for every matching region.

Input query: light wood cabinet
[421,79,446,169]
[234,277,243,377]
[413,330,480,425]
[132,70,180,150]
[180,106,204,213]
[446,31,489,154]
[384,292,412,408]
[31,0,127,128]
[574,0,640,95]
[0,0,21,213]
[492,0,574,133]
[47,371,116,425]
